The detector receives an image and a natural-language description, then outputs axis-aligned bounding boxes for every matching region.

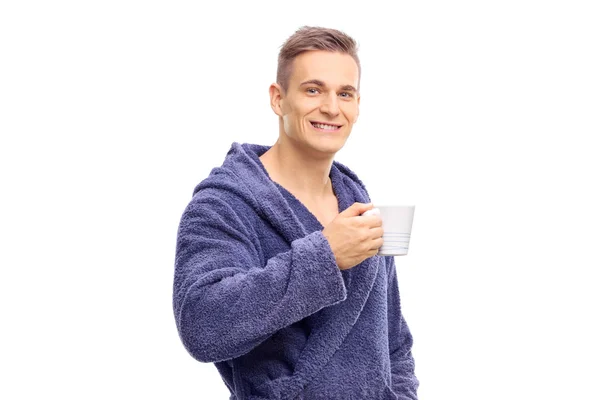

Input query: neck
[259,137,334,199]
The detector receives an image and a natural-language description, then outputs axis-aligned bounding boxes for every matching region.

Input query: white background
[1,1,599,399]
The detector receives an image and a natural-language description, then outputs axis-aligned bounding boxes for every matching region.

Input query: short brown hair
[276,26,361,93]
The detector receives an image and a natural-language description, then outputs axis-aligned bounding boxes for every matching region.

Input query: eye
[339,92,354,98]
[306,88,320,95]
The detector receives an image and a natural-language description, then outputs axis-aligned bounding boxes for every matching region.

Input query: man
[173,26,418,399]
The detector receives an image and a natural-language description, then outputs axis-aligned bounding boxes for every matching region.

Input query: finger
[367,248,380,257]
[369,227,384,239]
[369,237,384,251]
[341,202,373,217]
[361,207,380,217]
[367,215,383,227]
[356,215,382,228]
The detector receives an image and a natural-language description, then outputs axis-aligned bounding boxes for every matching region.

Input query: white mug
[362,205,415,256]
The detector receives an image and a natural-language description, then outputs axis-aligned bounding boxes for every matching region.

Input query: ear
[269,83,285,117]
[354,94,360,123]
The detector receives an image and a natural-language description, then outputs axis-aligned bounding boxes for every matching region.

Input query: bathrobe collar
[215,142,371,243]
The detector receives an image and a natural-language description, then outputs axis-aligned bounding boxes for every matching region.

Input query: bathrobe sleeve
[173,194,347,363]
[387,256,419,399]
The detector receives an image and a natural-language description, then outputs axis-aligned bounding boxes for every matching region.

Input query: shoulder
[183,167,259,231]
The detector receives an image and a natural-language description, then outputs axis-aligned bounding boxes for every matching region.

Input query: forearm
[174,230,347,363]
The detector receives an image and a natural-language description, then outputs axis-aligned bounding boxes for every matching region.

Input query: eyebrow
[300,79,357,92]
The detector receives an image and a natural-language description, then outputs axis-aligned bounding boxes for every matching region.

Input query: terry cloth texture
[173,143,418,399]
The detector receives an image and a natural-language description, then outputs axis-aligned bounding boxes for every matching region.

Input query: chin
[310,138,347,156]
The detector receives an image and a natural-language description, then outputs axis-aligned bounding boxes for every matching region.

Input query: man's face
[275,50,360,157]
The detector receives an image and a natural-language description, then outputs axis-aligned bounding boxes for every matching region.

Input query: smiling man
[173,26,419,399]
[259,49,360,228]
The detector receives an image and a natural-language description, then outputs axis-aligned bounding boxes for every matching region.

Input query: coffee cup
[362,205,415,256]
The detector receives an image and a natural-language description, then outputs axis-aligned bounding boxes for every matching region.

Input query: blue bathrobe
[173,143,418,399]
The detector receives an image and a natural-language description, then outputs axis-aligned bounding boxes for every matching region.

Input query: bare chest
[299,194,340,228]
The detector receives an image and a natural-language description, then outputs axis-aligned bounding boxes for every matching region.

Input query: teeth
[313,123,339,130]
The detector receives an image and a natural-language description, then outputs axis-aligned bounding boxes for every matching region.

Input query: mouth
[309,121,343,132]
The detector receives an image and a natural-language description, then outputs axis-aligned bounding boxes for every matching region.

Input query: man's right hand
[322,202,384,270]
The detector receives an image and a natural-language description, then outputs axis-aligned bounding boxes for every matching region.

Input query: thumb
[341,202,373,217]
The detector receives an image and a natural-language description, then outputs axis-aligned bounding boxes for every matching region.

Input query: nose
[319,92,340,117]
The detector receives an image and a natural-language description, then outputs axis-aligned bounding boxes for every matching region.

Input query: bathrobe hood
[193,142,372,242]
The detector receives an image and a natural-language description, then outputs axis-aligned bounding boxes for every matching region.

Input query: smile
[310,121,342,131]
